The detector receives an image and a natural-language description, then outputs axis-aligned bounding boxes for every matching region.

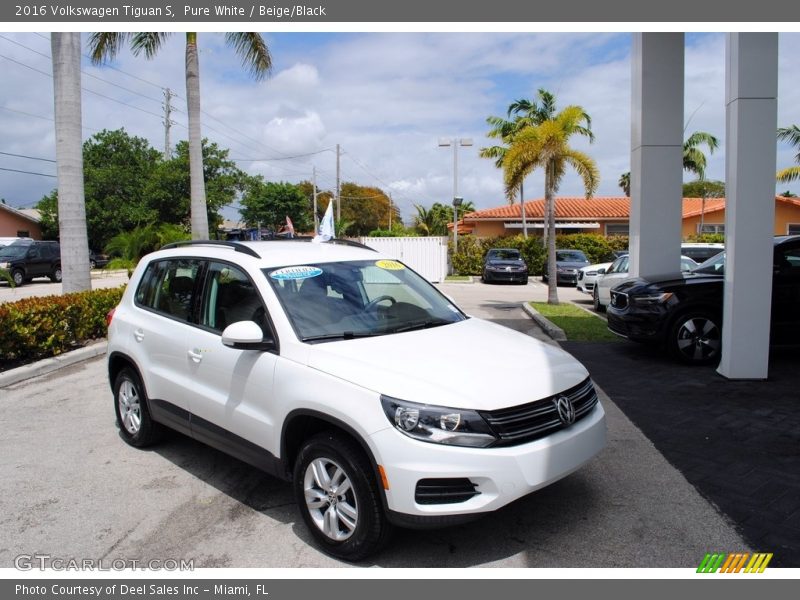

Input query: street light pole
[438,137,472,254]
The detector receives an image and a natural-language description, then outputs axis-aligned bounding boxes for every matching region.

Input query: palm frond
[225,32,272,80]
[778,125,800,163]
[87,32,129,64]
[130,32,171,59]
[562,149,600,197]
[777,166,800,184]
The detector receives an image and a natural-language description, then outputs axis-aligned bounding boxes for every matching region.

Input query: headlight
[631,292,673,305]
[380,395,496,448]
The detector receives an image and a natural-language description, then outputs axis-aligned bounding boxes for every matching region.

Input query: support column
[717,33,778,380]
[630,33,684,278]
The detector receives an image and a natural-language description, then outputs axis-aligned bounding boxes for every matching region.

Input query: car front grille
[610,290,628,309]
[479,378,598,446]
[415,478,480,505]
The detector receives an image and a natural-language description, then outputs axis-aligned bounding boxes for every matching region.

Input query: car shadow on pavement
[561,340,800,567]
[148,431,603,567]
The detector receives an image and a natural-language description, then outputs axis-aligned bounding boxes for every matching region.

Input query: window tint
[777,247,800,272]
[135,259,201,322]
[200,262,268,334]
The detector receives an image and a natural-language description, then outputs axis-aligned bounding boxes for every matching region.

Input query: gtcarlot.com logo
[697,552,773,573]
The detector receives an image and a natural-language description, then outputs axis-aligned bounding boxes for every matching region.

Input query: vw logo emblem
[554,395,576,425]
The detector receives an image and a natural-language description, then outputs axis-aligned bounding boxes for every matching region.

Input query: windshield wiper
[388,318,454,334]
[301,331,385,342]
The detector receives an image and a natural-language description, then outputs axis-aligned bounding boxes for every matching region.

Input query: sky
[1,31,799,225]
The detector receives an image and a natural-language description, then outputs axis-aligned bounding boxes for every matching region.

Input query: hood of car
[614,271,724,294]
[557,261,590,269]
[306,318,588,411]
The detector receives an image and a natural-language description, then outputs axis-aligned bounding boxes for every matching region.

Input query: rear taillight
[106,307,116,326]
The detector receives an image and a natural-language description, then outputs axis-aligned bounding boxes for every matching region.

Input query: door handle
[133,329,144,342]
[187,349,203,363]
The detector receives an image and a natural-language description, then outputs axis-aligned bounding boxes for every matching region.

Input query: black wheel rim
[676,317,721,362]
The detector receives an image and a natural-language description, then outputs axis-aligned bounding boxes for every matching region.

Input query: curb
[521,302,567,342]
[0,342,107,388]
[443,277,474,284]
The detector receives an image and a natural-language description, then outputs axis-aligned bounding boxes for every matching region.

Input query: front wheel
[293,432,391,561]
[11,269,24,287]
[670,312,721,365]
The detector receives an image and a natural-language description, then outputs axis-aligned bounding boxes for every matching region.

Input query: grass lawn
[445,275,472,281]
[530,301,621,342]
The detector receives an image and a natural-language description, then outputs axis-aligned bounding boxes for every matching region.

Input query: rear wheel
[670,312,721,365]
[293,431,391,561]
[113,368,163,447]
[593,286,605,312]
[49,266,62,283]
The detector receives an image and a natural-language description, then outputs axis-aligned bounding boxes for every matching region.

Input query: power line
[0,105,103,133]
[232,148,334,162]
[0,150,55,162]
[0,166,56,177]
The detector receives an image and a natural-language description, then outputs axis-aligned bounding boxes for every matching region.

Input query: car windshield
[487,249,521,260]
[265,259,467,342]
[556,251,588,262]
[692,252,726,275]
[0,245,29,259]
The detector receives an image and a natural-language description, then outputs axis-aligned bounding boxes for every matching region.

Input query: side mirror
[221,321,275,351]
[597,268,606,275]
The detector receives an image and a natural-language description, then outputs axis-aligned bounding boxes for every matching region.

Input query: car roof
[147,239,387,269]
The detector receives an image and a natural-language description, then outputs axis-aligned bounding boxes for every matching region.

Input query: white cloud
[1,32,799,224]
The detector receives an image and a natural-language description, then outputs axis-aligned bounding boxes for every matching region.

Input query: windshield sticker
[269,266,323,280]
[375,259,405,270]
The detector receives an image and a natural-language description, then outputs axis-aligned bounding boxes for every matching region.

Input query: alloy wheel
[675,316,721,363]
[118,379,142,434]
[303,457,358,541]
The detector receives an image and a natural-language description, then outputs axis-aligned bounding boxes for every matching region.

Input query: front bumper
[606,306,669,343]
[371,402,606,519]
[484,269,528,283]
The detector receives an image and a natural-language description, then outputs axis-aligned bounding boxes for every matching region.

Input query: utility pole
[162,88,173,159]
[335,143,341,224]
[388,193,393,230]
[312,166,319,232]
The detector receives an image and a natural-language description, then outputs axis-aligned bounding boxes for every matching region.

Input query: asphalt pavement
[0,278,748,568]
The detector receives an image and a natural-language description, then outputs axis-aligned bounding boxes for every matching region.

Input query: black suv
[606,236,800,364]
[0,240,61,286]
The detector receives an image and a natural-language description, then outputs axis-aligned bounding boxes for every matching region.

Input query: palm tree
[480,90,563,239]
[88,33,271,240]
[618,172,630,197]
[777,125,800,184]
[683,131,719,233]
[503,106,599,304]
[619,130,719,230]
[51,33,91,292]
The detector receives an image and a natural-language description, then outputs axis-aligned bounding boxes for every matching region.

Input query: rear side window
[135,259,202,322]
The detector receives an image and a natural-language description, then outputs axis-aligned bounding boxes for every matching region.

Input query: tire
[11,269,24,287]
[113,367,163,447]
[593,286,605,312]
[90,259,97,270]
[293,431,392,561]
[669,312,722,365]
[50,266,62,283]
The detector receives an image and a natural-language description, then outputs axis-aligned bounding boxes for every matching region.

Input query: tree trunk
[520,181,527,238]
[185,33,209,240]
[545,163,559,304]
[51,32,91,293]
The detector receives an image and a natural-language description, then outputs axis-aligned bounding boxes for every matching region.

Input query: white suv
[107,240,606,560]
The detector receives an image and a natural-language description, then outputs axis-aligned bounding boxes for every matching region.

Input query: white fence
[358,236,448,283]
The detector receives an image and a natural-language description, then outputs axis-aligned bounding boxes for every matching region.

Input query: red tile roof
[463,196,800,221]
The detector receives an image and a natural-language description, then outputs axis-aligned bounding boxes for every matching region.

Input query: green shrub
[0,286,126,362]
[450,233,624,275]
[685,233,725,244]
[0,267,14,288]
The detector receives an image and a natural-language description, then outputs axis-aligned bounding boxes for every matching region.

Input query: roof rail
[160,240,261,259]
[259,236,378,252]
